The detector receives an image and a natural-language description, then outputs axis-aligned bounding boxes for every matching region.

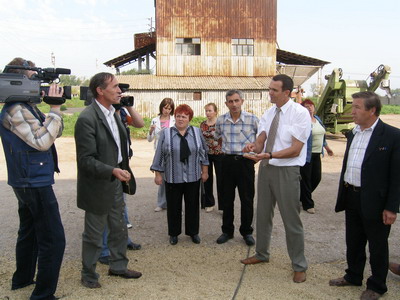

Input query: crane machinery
[315,64,391,134]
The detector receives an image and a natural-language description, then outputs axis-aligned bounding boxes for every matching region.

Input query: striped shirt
[215,111,259,155]
[344,118,379,187]
[150,126,209,183]
[1,103,63,151]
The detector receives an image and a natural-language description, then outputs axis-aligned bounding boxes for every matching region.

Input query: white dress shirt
[344,118,379,187]
[95,100,122,163]
[258,100,311,167]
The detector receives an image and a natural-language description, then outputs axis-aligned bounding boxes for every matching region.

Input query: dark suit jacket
[335,119,400,220]
[75,101,135,214]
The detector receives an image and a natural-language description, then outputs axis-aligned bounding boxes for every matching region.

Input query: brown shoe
[240,255,267,265]
[108,269,142,279]
[81,278,101,289]
[360,289,381,300]
[293,271,306,283]
[329,277,355,286]
[389,262,400,276]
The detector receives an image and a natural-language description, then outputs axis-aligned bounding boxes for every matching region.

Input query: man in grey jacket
[75,72,142,289]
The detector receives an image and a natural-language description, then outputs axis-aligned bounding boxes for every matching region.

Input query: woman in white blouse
[148,98,175,211]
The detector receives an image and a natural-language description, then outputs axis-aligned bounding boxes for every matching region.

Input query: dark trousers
[343,186,391,295]
[81,180,128,282]
[12,187,65,300]
[203,154,224,210]
[300,153,322,210]
[221,155,255,236]
[165,180,200,237]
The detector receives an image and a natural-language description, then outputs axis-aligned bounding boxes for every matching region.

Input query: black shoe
[169,236,178,245]
[191,234,201,244]
[216,233,233,244]
[243,235,255,246]
[98,255,110,265]
[127,242,141,250]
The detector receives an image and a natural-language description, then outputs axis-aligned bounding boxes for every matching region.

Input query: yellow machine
[315,65,391,133]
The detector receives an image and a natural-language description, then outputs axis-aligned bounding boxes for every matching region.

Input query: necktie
[262,107,281,166]
[178,130,191,164]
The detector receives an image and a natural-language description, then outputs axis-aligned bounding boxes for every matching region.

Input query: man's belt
[224,154,243,160]
[344,182,360,192]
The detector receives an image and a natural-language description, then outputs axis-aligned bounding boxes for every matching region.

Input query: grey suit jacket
[75,101,135,214]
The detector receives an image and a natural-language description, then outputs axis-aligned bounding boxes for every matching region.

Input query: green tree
[310,82,325,97]
[391,88,400,97]
[59,75,89,86]
[120,68,152,75]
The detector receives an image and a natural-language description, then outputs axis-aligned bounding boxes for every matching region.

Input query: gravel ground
[0,115,399,300]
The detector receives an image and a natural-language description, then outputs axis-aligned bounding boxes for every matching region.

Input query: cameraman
[0,57,65,300]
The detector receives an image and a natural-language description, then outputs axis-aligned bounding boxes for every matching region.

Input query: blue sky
[0,0,398,95]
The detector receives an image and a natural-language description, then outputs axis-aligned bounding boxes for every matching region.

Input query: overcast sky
[0,0,398,95]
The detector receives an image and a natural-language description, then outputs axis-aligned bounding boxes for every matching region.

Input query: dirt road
[0,115,399,299]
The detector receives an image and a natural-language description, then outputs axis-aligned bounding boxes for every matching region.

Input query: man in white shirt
[329,91,400,300]
[75,73,142,289]
[240,74,311,284]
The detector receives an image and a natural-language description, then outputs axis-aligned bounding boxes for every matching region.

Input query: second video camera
[80,83,134,109]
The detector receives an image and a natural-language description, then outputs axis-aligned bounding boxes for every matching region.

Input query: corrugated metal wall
[156,0,277,76]
[127,90,272,118]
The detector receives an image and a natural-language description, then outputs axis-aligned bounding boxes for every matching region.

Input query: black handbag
[122,168,136,195]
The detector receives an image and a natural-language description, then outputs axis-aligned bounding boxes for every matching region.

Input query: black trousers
[203,154,224,210]
[220,155,255,236]
[343,186,391,295]
[165,180,200,237]
[300,153,322,210]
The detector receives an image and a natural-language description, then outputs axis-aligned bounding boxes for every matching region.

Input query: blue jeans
[12,186,65,300]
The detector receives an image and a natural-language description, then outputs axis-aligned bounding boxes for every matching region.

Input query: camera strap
[43,96,66,105]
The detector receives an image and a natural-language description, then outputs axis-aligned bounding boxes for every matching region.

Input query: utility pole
[51,52,56,67]
[148,17,155,34]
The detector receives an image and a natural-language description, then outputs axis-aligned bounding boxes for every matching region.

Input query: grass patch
[381,105,400,114]
[37,97,84,114]
[61,115,207,138]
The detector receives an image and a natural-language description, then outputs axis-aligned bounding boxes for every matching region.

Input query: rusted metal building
[105,0,329,118]
[156,0,276,77]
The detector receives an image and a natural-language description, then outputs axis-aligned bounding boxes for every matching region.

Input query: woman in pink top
[147,98,175,211]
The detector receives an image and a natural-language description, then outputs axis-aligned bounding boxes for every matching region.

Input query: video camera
[80,83,134,109]
[0,64,72,105]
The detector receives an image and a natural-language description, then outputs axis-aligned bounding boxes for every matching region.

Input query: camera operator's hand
[125,106,145,128]
[48,83,64,97]
[45,84,64,109]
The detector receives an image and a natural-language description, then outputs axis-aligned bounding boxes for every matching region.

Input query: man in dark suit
[329,91,400,300]
[75,72,142,289]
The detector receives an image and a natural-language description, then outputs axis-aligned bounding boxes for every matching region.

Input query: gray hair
[352,91,382,116]
[225,89,244,100]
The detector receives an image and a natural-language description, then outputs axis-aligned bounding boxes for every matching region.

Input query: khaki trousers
[255,164,308,272]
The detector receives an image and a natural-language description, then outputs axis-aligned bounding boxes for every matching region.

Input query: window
[176,38,201,55]
[178,92,202,101]
[245,92,262,101]
[232,38,254,56]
